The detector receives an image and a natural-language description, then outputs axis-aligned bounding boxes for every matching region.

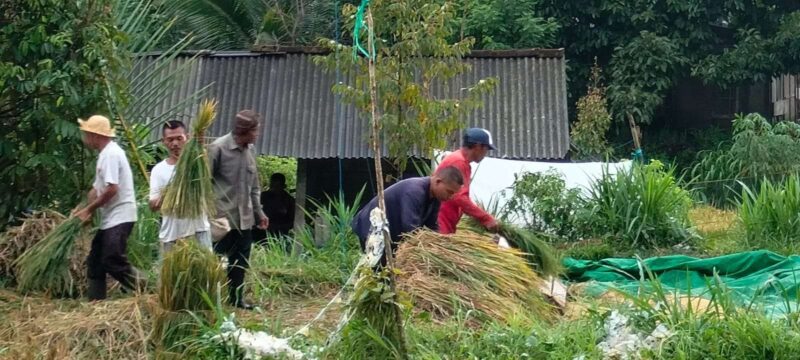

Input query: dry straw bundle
[13,213,90,297]
[395,230,556,324]
[161,99,218,219]
[0,210,68,278]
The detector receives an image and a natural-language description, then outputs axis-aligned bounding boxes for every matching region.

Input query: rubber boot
[87,278,107,301]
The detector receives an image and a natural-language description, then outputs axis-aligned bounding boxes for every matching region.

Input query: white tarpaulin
[433,152,632,218]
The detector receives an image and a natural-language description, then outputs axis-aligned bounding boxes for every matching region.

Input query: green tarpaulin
[564,250,800,317]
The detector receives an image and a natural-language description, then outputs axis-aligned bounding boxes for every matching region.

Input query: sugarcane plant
[161,99,218,219]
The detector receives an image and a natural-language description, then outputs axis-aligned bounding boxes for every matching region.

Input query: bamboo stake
[366,7,408,358]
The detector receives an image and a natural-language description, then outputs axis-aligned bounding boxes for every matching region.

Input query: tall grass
[246,191,363,300]
[689,113,800,208]
[738,175,800,254]
[621,267,800,359]
[580,160,696,249]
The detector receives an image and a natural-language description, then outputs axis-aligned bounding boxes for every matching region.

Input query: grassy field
[3,204,800,359]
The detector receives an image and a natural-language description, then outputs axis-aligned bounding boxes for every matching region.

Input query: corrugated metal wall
[134,50,569,160]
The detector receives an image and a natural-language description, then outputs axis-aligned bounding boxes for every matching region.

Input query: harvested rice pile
[153,239,227,358]
[0,210,91,296]
[0,290,156,359]
[395,230,556,324]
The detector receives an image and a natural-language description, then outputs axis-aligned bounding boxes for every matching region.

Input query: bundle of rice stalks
[494,222,562,276]
[14,216,87,297]
[0,293,156,360]
[460,211,561,276]
[395,230,556,324]
[161,99,217,219]
[153,239,227,357]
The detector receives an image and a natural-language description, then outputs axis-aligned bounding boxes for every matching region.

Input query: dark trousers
[87,222,136,297]
[214,229,252,304]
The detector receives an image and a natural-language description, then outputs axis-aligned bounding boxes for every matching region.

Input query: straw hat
[77,115,116,137]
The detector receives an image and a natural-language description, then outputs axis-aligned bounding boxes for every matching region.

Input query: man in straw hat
[351,166,464,265]
[435,127,499,234]
[209,109,269,310]
[72,115,141,301]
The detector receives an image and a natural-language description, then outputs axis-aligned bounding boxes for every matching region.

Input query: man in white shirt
[73,115,140,301]
[148,120,211,258]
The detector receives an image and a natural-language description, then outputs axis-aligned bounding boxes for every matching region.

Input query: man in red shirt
[435,127,499,233]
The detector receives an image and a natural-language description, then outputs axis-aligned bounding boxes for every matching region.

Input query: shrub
[503,169,583,240]
[571,63,612,160]
[580,160,696,249]
[690,113,800,207]
[738,175,800,253]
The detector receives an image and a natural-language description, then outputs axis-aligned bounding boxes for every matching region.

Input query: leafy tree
[0,0,127,227]
[314,0,497,172]
[164,0,356,50]
[452,0,559,49]
[533,0,800,125]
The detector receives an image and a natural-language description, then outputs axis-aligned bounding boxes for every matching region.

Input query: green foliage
[580,161,696,249]
[453,0,559,49]
[248,190,361,299]
[738,176,800,254]
[571,63,612,160]
[410,312,602,359]
[535,1,800,125]
[164,0,348,50]
[689,113,800,207]
[623,271,800,360]
[314,0,497,171]
[325,268,409,360]
[257,155,298,190]
[642,126,730,173]
[127,200,161,272]
[0,0,127,228]
[606,31,685,124]
[248,236,357,299]
[503,169,583,240]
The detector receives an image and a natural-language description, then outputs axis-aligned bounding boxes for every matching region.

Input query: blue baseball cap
[463,127,496,150]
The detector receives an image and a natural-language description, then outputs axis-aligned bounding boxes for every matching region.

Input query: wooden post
[366,7,408,357]
[627,112,643,159]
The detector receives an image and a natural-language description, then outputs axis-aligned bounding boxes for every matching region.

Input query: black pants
[87,222,136,289]
[214,229,252,304]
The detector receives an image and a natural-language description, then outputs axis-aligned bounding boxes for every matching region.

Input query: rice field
[1,202,799,359]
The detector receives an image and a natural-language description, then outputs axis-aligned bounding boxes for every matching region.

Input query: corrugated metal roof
[133,49,569,160]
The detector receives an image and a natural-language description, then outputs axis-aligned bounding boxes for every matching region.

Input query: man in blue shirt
[351,166,463,253]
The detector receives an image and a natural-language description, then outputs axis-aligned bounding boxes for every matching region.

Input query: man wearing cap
[73,115,140,301]
[208,109,269,310]
[435,127,499,234]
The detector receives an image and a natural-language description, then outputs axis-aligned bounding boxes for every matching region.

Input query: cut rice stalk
[161,99,218,219]
[155,239,227,356]
[14,216,85,297]
[395,230,556,324]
